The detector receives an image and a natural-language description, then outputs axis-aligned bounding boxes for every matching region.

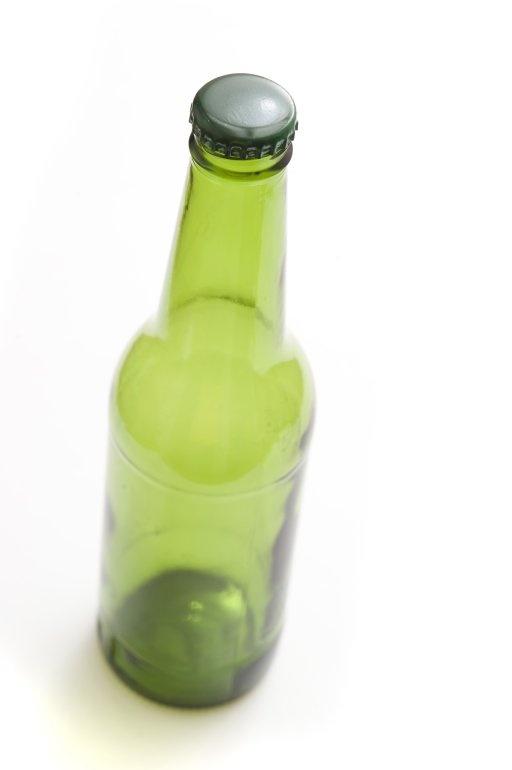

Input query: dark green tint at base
[98,570,280,707]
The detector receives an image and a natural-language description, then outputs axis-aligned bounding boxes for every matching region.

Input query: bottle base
[97,568,281,708]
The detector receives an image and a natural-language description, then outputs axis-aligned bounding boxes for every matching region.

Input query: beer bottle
[98,73,315,707]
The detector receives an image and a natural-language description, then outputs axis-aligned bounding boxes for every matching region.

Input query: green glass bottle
[98,73,315,707]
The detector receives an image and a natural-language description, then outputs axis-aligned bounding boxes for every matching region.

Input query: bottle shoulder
[109,319,314,491]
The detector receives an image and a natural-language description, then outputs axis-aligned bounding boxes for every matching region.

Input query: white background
[1,1,511,767]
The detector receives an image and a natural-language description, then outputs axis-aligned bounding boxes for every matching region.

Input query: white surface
[1,1,512,767]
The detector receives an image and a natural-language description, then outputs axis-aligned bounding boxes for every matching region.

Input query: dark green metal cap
[189,73,297,160]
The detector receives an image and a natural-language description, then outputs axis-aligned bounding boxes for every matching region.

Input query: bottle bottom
[98,569,280,708]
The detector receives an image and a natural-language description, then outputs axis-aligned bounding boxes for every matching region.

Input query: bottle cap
[189,73,297,160]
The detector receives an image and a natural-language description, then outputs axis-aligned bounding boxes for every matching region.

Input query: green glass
[98,90,315,707]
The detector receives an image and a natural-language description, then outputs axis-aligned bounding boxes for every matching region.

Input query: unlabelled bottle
[98,73,315,707]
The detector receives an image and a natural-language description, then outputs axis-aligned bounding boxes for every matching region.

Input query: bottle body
[98,141,314,707]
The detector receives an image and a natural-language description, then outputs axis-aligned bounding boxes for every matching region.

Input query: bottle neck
[157,140,289,354]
